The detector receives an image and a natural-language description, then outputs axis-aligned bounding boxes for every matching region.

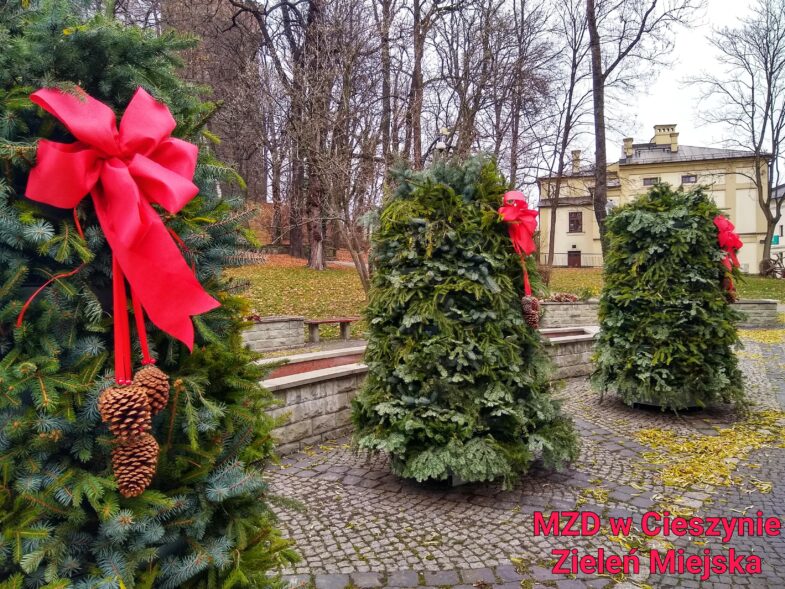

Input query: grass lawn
[547,268,785,302]
[231,258,785,341]
[229,261,367,339]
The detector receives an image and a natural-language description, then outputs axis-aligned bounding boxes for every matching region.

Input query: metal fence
[538,253,604,267]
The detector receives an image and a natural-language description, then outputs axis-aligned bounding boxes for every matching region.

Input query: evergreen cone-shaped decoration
[111,433,159,497]
[520,296,541,329]
[98,386,152,439]
[133,364,170,414]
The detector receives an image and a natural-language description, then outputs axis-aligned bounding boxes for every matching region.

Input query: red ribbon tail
[113,257,133,385]
[16,265,85,328]
[730,251,740,268]
[72,208,85,240]
[521,256,532,297]
[167,226,196,273]
[132,290,154,366]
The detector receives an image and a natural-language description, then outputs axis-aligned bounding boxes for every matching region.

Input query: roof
[619,144,764,166]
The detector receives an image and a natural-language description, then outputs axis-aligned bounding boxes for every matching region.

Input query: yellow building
[538,125,770,273]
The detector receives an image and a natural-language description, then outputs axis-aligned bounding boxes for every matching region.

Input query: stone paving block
[460,567,495,583]
[282,574,311,588]
[531,566,556,581]
[342,474,363,485]
[424,570,460,585]
[349,572,382,588]
[386,570,420,587]
[314,574,350,589]
[555,580,592,589]
[585,581,611,589]
[494,565,523,582]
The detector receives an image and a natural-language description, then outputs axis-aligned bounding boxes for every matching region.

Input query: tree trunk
[509,94,520,186]
[379,0,393,174]
[271,146,283,242]
[307,173,326,270]
[548,48,580,266]
[405,1,425,168]
[587,0,609,252]
[289,148,305,258]
[756,156,776,273]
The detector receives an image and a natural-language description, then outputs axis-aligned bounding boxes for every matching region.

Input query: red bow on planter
[714,215,743,270]
[24,87,220,384]
[498,191,538,296]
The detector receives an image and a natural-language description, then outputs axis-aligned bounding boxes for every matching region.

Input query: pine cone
[98,386,152,439]
[133,365,170,414]
[722,276,739,303]
[521,296,541,329]
[111,433,159,497]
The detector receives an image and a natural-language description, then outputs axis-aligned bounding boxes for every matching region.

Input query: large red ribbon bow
[498,191,538,296]
[25,87,219,382]
[714,215,743,270]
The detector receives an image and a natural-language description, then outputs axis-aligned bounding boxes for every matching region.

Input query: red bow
[714,215,743,270]
[498,191,538,295]
[25,87,219,382]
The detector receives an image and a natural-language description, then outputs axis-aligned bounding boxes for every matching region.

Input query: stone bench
[304,317,361,343]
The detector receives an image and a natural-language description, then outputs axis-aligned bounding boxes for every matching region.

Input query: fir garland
[351,157,579,488]
[592,184,745,410]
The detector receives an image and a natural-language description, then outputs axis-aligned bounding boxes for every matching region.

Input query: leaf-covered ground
[548,268,785,302]
[229,256,367,339]
[230,257,785,341]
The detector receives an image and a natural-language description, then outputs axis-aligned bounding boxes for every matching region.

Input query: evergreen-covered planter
[593,185,744,410]
[351,158,578,487]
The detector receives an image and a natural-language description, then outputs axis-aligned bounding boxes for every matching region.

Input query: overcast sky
[619,0,754,151]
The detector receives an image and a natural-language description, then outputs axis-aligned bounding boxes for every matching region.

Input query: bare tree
[695,0,785,271]
[586,0,701,249]
[160,0,267,201]
[542,0,592,266]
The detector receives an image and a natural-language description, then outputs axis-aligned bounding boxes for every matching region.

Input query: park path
[268,331,785,589]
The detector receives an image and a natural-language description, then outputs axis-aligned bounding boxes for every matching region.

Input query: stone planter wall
[539,300,600,328]
[732,299,781,327]
[242,316,305,352]
[261,330,598,454]
[263,364,366,455]
[541,327,598,379]
[540,299,779,329]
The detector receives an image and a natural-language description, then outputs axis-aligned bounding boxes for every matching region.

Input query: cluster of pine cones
[520,295,541,329]
[98,365,170,497]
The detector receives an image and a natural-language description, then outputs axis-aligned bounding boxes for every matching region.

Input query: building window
[643,177,660,186]
[682,175,697,184]
[568,211,583,233]
[780,224,784,237]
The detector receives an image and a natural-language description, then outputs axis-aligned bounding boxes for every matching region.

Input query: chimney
[669,131,679,153]
[653,124,677,146]
[623,137,634,158]
[571,149,581,174]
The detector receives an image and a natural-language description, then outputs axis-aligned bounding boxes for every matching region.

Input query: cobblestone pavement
[268,332,785,589]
